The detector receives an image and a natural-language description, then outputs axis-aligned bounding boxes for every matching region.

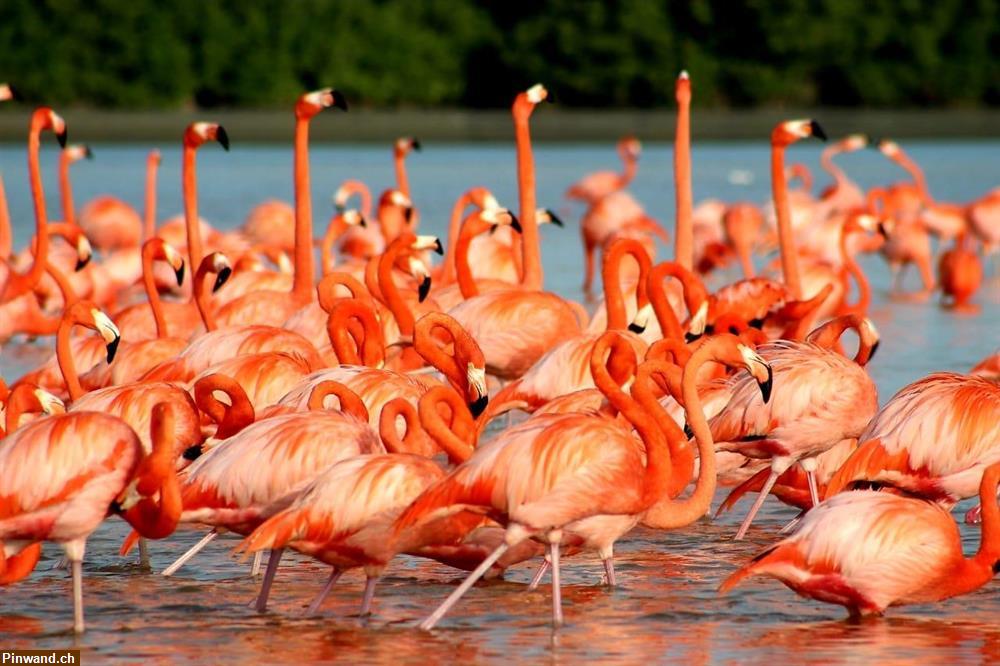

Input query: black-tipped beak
[404,206,414,224]
[7,84,19,101]
[216,126,230,151]
[870,340,880,361]
[685,331,702,343]
[757,365,773,404]
[106,336,121,364]
[683,423,693,439]
[877,222,889,238]
[868,138,884,150]
[84,146,94,159]
[331,90,349,112]
[183,444,203,461]
[213,266,232,292]
[546,209,564,227]
[75,255,90,271]
[418,275,431,302]
[334,202,346,213]
[358,215,368,228]
[174,262,186,287]
[628,322,645,334]
[509,214,522,233]
[56,129,67,149]
[432,238,443,255]
[411,138,422,151]
[809,120,827,142]
[468,394,488,418]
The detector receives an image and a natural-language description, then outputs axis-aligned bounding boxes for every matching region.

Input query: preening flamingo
[721,462,1000,617]
[0,382,65,436]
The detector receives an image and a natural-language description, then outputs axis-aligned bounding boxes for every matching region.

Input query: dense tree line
[0,0,997,109]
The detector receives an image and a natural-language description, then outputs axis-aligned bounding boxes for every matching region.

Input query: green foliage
[0,0,996,108]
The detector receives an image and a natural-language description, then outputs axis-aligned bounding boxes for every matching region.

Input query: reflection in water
[0,143,998,662]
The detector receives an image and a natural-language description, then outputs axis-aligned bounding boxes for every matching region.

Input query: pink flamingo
[566,135,640,205]
[721,462,1000,617]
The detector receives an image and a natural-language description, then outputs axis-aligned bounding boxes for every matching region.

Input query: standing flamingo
[565,135,640,205]
[721,462,1000,617]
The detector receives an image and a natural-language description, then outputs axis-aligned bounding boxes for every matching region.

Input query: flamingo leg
[253,548,284,612]
[250,550,263,577]
[419,542,510,631]
[305,568,343,615]
[550,542,563,627]
[528,557,550,590]
[603,558,617,587]
[800,457,821,507]
[138,537,151,570]
[360,576,378,616]
[162,529,218,577]
[71,559,85,634]
[734,466,782,540]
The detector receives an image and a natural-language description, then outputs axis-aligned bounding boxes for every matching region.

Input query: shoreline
[0,108,998,142]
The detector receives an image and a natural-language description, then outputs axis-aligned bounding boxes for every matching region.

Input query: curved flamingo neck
[419,388,475,465]
[455,215,492,299]
[338,180,372,218]
[0,176,10,260]
[317,273,369,313]
[56,313,86,401]
[632,361,692,498]
[194,375,254,439]
[771,140,802,299]
[191,258,220,331]
[603,239,651,331]
[820,144,847,189]
[144,151,159,240]
[441,191,475,284]
[379,239,419,336]
[4,113,51,301]
[513,105,542,290]
[292,114,315,300]
[119,403,182,539]
[674,80,693,270]
[182,144,204,271]
[307,380,369,421]
[379,399,422,454]
[141,243,169,338]
[321,216,349,275]
[590,334,670,509]
[648,262,706,340]
[58,151,76,227]
[893,150,930,202]
[839,227,870,315]
[620,150,638,188]
[413,313,483,399]
[327,300,385,367]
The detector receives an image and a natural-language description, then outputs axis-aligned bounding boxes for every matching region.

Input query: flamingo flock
[1,73,999,637]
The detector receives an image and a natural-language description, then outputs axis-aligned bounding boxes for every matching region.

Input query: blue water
[0,139,998,664]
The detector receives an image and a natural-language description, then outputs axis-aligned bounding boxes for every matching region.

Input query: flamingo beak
[629,303,653,335]
[685,301,709,342]
[214,266,232,292]
[508,213,522,233]
[56,128,68,149]
[739,344,772,404]
[74,240,92,271]
[34,388,66,415]
[174,261,186,287]
[215,125,230,151]
[410,138,422,151]
[418,275,431,303]
[330,90,349,112]
[540,208,564,227]
[466,364,489,417]
[92,309,121,364]
[809,120,827,142]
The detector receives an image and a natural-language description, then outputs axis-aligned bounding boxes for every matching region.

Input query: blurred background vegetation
[1,0,998,110]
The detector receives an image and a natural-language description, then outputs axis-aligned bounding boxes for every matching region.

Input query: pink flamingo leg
[253,547,284,612]
[360,577,378,616]
[306,568,343,615]
[603,558,617,587]
[419,542,510,631]
[72,559,85,634]
[528,557,549,590]
[162,529,217,577]
[735,465,783,541]
[550,541,563,627]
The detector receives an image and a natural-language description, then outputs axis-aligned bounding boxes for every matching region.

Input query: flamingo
[320,208,367,275]
[448,85,585,379]
[565,135,640,206]
[972,351,1000,380]
[824,372,1000,510]
[721,462,1000,618]
[710,315,879,539]
[815,134,868,216]
[214,88,347,327]
[242,200,295,253]
[107,237,187,342]
[967,188,1000,267]
[0,402,182,632]
[0,382,65,436]
[938,233,983,312]
[142,149,161,240]
[394,136,420,199]
[397,332,771,629]
[2,107,67,302]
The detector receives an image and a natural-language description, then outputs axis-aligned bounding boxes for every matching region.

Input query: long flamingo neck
[309,382,369,421]
[674,93,693,270]
[378,243,415,335]
[419,395,475,465]
[142,246,169,338]
[632,363,692,498]
[196,378,255,439]
[56,318,84,401]
[455,217,488,299]
[771,142,802,299]
[605,242,651,331]
[320,217,344,275]
[182,145,203,270]
[59,153,75,226]
[0,175,10,260]
[45,260,78,310]
[514,109,542,290]
[840,229,869,315]
[620,152,638,188]
[144,154,159,240]
[442,192,473,284]
[292,116,315,300]
[591,336,671,509]
[7,117,51,299]
[820,145,847,187]
[395,153,410,198]
[191,264,218,331]
[895,152,929,200]
[413,316,464,391]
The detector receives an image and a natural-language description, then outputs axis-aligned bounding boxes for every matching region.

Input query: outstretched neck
[59,152,76,226]
[292,115,315,300]
[3,118,50,300]
[142,246,169,338]
[442,191,473,284]
[840,229,870,316]
[514,109,542,290]
[771,141,802,299]
[144,153,159,240]
[57,318,85,401]
[182,145,204,270]
[674,94,693,270]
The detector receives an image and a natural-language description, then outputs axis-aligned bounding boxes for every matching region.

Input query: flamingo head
[34,387,66,416]
[860,317,880,362]
[465,362,489,417]
[407,256,433,303]
[157,240,186,286]
[79,305,121,364]
[383,189,414,224]
[470,188,500,212]
[482,207,521,234]
[72,232,93,271]
[206,252,233,292]
[342,209,366,228]
[737,343,773,404]
[514,83,548,117]
[536,208,564,227]
[675,70,691,106]
[684,300,710,342]
[620,135,642,160]
[772,119,826,147]
[630,302,654,335]
[186,122,229,151]
[0,83,17,102]
[65,144,93,163]
[411,234,443,256]
[297,88,348,119]
[32,108,68,148]
[842,134,868,151]
[148,148,162,166]
[395,136,421,157]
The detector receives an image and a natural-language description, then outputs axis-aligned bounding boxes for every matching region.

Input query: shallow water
[1,139,999,663]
